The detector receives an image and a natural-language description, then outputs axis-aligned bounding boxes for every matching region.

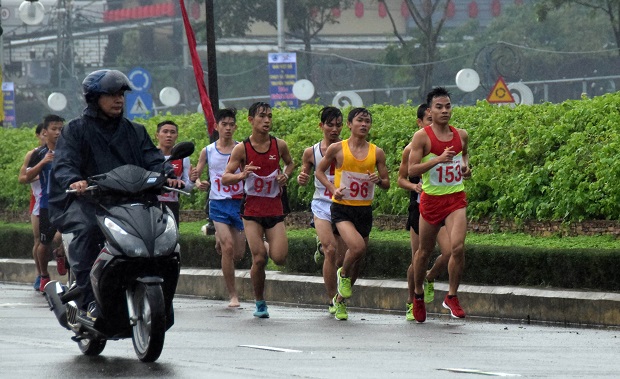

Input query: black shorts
[39,208,56,246]
[242,215,286,230]
[331,203,373,238]
[406,201,420,234]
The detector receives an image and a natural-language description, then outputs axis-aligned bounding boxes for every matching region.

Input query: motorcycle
[44,141,194,362]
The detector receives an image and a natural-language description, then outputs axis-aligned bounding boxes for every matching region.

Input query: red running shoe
[413,297,426,323]
[56,255,67,276]
[442,295,466,318]
[39,276,51,292]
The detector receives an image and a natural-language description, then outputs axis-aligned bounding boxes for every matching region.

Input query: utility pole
[277,0,285,52]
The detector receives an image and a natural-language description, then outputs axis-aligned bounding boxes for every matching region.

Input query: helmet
[82,69,132,103]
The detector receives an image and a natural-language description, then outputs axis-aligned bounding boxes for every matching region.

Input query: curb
[2,258,619,327]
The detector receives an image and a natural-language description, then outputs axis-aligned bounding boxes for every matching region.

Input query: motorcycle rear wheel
[131,282,166,362]
[77,336,106,356]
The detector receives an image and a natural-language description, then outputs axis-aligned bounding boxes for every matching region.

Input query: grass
[7,221,618,250]
[180,221,620,250]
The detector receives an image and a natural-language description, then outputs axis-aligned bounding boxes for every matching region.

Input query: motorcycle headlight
[104,217,149,258]
[154,213,178,256]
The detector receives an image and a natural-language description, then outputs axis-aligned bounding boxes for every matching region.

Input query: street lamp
[18,0,45,25]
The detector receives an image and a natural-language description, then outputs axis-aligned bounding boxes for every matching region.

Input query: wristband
[283,173,289,180]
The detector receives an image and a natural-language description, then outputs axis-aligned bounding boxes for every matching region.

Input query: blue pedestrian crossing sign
[125,92,153,120]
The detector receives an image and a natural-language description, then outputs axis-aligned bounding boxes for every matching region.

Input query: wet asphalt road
[1,282,619,378]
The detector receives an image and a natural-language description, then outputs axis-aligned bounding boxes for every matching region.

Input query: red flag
[179,0,216,135]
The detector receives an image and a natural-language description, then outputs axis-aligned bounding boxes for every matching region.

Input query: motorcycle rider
[49,69,184,319]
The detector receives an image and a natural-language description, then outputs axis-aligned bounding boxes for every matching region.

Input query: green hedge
[3,225,619,291]
[5,92,620,222]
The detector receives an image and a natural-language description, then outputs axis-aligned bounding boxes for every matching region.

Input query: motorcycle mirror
[167,141,195,161]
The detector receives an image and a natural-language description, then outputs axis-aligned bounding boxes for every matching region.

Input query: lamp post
[205,0,218,141]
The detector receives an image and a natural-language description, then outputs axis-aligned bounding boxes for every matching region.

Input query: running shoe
[424,278,435,304]
[314,236,324,265]
[39,275,51,293]
[328,302,337,315]
[443,295,466,318]
[56,254,67,276]
[333,295,348,321]
[33,275,41,291]
[253,300,270,318]
[406,302,415,321]
[413,297,426,323]
[336,267,352,299]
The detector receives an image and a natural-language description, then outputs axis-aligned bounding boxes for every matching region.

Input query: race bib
[429,156,464,187]
[318,174,335,199]
[339,170,375,201]
[211,174,243,198]
[244,170,280,198]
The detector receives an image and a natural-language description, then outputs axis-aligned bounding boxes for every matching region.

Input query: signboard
[127,67,152,92]
[125,92,153,120]
[126,67,153,120]
[2,82,16,128]
[268,53,298,108]
[487,77,515,104]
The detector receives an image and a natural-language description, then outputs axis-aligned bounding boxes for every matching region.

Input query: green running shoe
[333,295,348,321]
[337,267,352,298]
[424,278,435,304]
[328,302,337,315]
[406,302,415,321]
[314,236,324,265]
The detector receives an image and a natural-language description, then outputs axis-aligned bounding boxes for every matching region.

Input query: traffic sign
[127,67,152,92]
[487,77,515,104]
[125,92,153,120]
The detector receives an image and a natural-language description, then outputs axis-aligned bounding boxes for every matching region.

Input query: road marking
[239,345,302,353]
[438,368,521,377]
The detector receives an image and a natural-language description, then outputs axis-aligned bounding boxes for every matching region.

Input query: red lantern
[445,0,455,19]
[355,1,364,18]
[310,7,318,19]
[491,0,501,17]
[468,1,478,18]
[332,7,341,18]
[378,2,387,18]
[401,0,408,18]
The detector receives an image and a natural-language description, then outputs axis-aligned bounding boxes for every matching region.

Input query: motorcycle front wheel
[131,282,166,362]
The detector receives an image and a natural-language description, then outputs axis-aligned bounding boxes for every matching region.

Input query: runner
[192,108,246,307]
[297,106,347,315]
[221,102,294,318]
[408,87,471,322]
[399,103,450,321]
[315,107,390,321]
[155,120,194,224]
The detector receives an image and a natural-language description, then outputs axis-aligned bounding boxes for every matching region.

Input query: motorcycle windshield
[92,165,165,194]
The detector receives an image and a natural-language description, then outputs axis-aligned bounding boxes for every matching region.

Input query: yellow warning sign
[487,77,515,103]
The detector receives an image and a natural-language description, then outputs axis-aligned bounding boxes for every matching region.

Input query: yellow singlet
[333,139,377,206]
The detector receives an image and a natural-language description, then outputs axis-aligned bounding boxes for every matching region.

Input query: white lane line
[238,345,302,353]
[438,368,521,377]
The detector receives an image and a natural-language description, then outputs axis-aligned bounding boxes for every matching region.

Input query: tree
[536,0,620,56]
[380,0,450,99]
[275,0,353,83]
[214,0,353,83]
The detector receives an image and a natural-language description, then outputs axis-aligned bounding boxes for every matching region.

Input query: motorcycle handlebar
[163,186,191,196]
[66,186,98,193]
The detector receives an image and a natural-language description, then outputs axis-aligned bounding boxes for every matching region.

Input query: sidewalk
[2,258,619,327]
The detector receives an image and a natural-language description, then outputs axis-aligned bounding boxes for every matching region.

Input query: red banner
[179,0,216,135]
